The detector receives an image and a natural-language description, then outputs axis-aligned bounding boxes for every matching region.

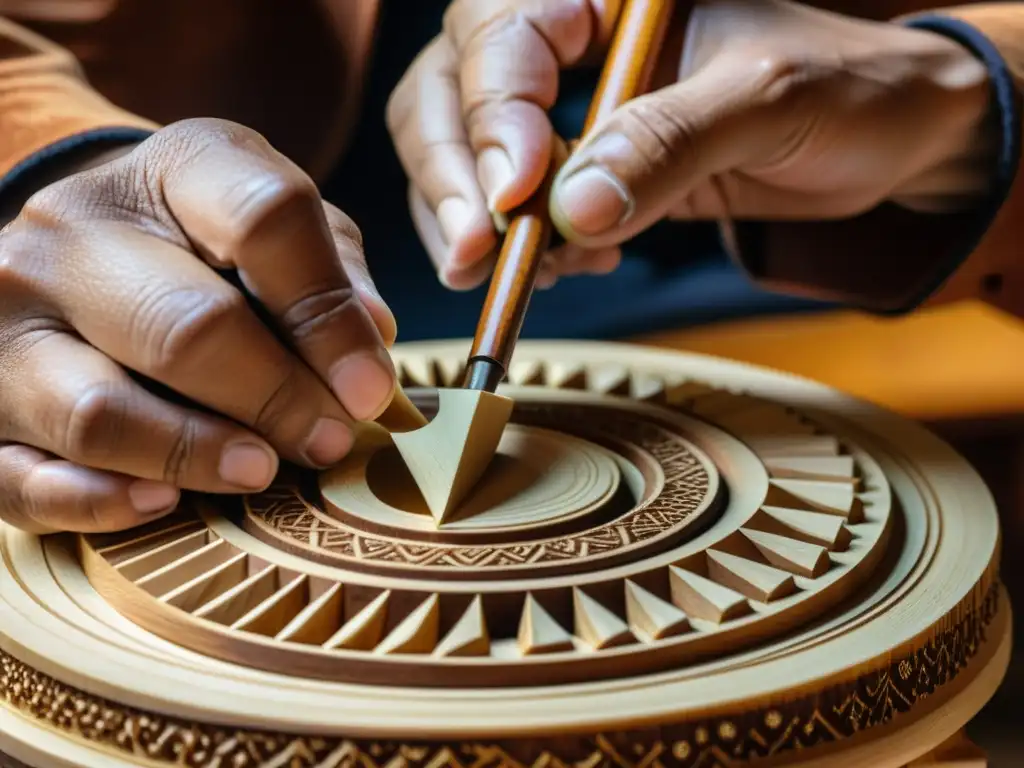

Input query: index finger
[156,121,397,424]
[442,0,608,212]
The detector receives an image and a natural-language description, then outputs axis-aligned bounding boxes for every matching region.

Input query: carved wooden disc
[0,340,1010,768]
[321,424,631,539]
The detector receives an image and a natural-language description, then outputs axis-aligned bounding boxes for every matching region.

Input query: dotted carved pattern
[245,403,714,571]
[0,583,998,767]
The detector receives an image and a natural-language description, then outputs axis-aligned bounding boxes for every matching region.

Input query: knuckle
[143,118,275,200]
[0,230,65,360]
[218,170,320,253]
[142,286,248,376]
[162,418,197,487]
[617,95,700,173]
[443,3,516,53]
[324,206,364,251]
[157,118,269,157]
[0,225,45,297]
[747,52,816,104]
[63,381,130,462]
[280,285,363,343]
[21,177,83,224]
[0,446,38,532]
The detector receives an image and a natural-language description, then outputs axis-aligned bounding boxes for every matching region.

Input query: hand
[0,118,397,533]
[550,0,995,247]
[387,0,627,290]
[388,0,993,287]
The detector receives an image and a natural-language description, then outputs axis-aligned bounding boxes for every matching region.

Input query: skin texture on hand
[0,118,397,534]
[387,0,626,290]
[389,0,995,287]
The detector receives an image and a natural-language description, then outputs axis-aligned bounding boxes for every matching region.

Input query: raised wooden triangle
[390,388,514,526]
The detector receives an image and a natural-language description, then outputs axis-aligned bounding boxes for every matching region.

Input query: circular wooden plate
[0,340,1009,768]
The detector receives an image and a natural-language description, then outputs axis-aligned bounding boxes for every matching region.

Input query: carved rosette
[0,340,1009,768]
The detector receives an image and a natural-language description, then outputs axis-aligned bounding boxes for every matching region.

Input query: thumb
[549,57,794,247]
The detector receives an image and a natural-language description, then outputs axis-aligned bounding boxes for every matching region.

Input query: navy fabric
[323,0,828,342]
[889,15,1023,314]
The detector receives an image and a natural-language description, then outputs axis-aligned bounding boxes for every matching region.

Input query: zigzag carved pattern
[246,404,715,569]
[0,584,998,767]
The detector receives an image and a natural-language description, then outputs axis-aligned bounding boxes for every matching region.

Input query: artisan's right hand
[0,118,397,534]
[388,0,626,290]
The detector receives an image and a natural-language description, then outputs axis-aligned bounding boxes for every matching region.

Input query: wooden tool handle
[467,144,564,376]
[466,0,677,385]
[583,0,676,134]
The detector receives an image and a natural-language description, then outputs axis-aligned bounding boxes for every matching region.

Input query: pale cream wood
[517,595,574,655]
[275,582,344,644]
[192,564,278,624]
[0,339,1009,768]
[390,388,514,525]
[159,551,248,611]
[133,538,235,596]
[758,505,852,550]
[763,455,857,482]
[769,609,1011,767]
[374,385,428,432]
[706,550,798,602]
[748,435,842,457]
[322,590,389,651]
[113,528,211,580]
[572,588,635,650]
[905,730,987,767]
[624,579,691,640]
[230,574,309,635]
[374,594,439,655]
[766,478,863,522]
[433,596,489,657]
[741,528,830,578]
[668,566,751,623]
[321,423,623,536]
[72,363,895,688]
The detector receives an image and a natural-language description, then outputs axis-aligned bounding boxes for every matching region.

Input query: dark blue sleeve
[0,127,153,219]
[896,15,1022,310]
[725,16,1022,315]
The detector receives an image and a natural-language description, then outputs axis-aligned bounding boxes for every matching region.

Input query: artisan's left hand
[388,0,995,288]
[550,0,996,251]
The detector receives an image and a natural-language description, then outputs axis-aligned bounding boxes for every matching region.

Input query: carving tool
[463,0,677,392]
[389,0,676,524]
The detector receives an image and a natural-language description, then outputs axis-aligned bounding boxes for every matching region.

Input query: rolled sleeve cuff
[721,14,1021,315]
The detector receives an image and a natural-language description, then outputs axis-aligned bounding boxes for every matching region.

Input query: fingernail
[478,147,516,211]
[219,442,277,489]
[553,165,633,236]
[437,197,472,246]
[128,480,180,515]
[303,418,354,467]
[330,349,396,421]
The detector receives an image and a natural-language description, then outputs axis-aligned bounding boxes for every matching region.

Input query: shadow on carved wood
[0,339,1008,768]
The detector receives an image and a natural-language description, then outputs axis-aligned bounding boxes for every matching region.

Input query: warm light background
[639,300,1024,423]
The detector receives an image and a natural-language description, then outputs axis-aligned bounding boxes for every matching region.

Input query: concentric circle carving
[246,401,721,578]
[73,367,894,688]
[332,424,630,540]
[0,340,1007,768]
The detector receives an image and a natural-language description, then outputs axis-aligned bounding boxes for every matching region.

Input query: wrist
[890,23,1001,213]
